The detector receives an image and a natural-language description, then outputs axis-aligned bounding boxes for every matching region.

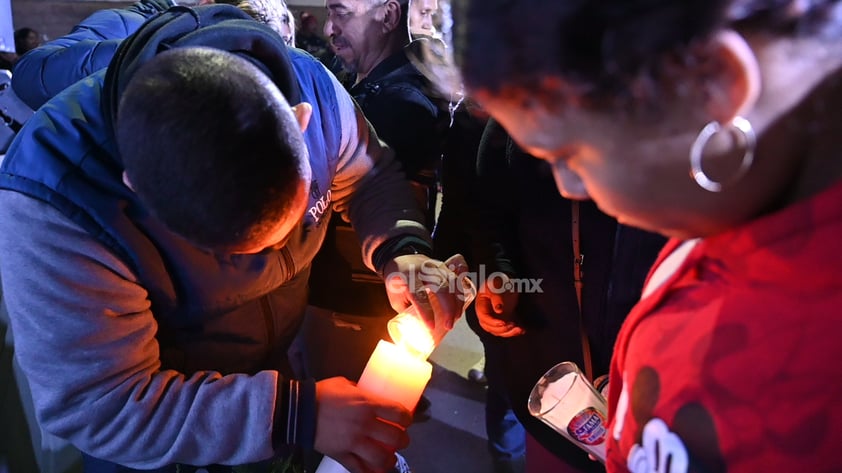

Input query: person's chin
[613,212,669,237]
[331,43,347,55]
[620,215,696,240]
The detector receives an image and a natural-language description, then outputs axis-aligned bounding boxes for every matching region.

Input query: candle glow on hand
[314,310,436,473]
[316,254,477,473]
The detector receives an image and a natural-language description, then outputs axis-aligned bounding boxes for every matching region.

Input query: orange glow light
[387,311,436,360]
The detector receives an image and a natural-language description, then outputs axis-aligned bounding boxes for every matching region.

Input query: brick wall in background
[11,0,132,42]
[9,0,327,44]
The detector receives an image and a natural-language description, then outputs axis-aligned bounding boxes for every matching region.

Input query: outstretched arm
[326,71,467,334]
[12,0,172,109]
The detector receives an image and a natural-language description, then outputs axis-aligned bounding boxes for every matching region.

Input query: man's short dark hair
[117,47,308,251]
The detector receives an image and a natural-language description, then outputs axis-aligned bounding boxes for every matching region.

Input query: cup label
[567,407,607,445]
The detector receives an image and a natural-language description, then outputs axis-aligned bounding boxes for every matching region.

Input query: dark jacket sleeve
[431,108,485,263]
[467,118,519,276]
[12,0,172,110]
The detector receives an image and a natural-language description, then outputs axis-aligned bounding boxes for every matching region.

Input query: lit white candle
[357,339,433,409]
[315,327,433,473]
[317,255,475,473]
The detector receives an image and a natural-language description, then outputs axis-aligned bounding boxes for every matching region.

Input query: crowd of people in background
[2,1,841,473]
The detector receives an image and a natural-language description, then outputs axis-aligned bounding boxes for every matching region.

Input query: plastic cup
[528,361,609,463]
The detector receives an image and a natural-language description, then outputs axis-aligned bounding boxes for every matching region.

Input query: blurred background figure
[296,11,335,66]
[237,0,296,46]
[409,0,438,38]
[0,27,43,71]
[13,27,43,57]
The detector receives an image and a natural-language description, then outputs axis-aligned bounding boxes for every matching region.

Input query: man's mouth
[331,38,349,51]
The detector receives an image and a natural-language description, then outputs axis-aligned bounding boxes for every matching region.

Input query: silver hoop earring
[689,116,756,193]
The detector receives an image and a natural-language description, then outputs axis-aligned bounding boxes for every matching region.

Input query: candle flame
[387,311,436,360]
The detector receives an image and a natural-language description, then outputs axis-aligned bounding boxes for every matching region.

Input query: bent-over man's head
[116,47,312,254]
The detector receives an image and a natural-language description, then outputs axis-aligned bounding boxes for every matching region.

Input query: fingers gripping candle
[316,254,475,473]
[314,313,434,473]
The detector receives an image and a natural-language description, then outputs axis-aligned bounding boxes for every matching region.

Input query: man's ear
[291,102,313,133]
[382,0,402,33]
[700,29,761,123]
[122,171,134,191]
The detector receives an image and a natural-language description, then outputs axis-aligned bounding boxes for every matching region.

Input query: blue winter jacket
[12,0,173,110]
[2,4,340,370]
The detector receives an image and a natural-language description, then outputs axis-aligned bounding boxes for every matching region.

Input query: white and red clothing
[605,180,842,472]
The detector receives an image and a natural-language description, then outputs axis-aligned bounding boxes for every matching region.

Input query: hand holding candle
[316,254,476,473]
[314,339,432,473]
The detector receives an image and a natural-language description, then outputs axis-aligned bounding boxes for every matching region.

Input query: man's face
[410,0,438,36]
[324,0,388,73]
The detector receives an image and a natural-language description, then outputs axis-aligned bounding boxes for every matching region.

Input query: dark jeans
[468,307,527,465]
[482,337,527,473]
[485,385,526,462]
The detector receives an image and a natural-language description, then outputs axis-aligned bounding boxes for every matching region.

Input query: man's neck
[354,33,410,85]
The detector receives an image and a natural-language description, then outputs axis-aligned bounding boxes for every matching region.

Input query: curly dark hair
[455,0,841,100]
[116,47,308,251]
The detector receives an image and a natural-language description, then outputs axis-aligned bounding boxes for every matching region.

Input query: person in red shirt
[451,1,842,471]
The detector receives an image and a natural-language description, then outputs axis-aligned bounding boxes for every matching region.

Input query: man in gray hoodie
[0,5,462,473]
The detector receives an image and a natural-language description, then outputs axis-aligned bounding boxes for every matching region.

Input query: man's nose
[323,19,334,37]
